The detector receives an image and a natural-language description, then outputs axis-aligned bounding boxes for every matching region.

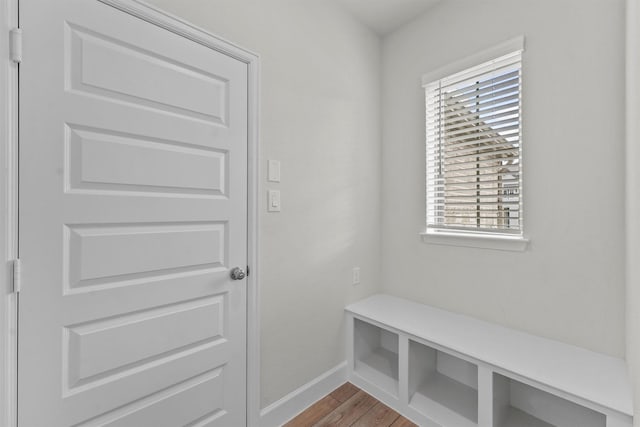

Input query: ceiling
[333,0,441,35]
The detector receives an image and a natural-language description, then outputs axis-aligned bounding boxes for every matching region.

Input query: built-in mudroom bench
[346,294,633,427]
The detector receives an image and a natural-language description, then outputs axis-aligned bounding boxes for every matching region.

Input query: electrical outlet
[352,267,361,285]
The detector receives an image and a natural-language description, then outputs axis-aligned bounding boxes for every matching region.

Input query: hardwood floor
[284,383,418,427]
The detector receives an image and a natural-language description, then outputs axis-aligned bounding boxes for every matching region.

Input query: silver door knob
[230,267,246,280]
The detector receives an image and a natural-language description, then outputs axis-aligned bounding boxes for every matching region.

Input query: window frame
[420,36,529,251]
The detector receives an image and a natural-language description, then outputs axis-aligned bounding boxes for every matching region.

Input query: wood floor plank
[312,390,378,427]
[351,402,400,427]
[289,383,416,427]
[284,395,342,427]
[329,382,359,403]
[390,416,419,427]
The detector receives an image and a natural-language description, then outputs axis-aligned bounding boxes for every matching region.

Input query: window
[423,41,526,249]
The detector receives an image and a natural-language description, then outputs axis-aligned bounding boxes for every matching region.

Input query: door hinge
[12,259,21,293]
[10,28,22,64]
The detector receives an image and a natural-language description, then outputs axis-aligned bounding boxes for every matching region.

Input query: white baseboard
[259,361,347,427]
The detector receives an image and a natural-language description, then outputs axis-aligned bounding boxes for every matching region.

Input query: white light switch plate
[268,190,281,212]
[268,160,281,182]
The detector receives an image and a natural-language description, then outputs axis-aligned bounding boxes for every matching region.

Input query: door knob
[230,267,246,280]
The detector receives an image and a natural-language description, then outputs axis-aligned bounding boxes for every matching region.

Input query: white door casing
[0,0,19,425]
[18,0,258,425]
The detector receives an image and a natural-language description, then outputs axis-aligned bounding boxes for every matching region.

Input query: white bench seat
[346,294,633,427]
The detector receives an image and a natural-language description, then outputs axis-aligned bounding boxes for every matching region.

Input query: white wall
[626,0,640,423]
[381,0,626,357]
[144,0,382,409]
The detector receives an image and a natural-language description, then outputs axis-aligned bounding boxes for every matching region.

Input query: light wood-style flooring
[284,383,418,427]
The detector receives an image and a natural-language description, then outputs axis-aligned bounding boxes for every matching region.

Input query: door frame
[0,0,262,425]
[0,0,19,425]
[627,0,640,420]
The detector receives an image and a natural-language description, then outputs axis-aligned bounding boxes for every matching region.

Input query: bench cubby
[409,340,478,426]
[493,373,605,427]
[346,294,633,427]
[353,318,399,396]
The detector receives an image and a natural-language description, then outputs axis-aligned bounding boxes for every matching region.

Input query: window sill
[420,231,529,252]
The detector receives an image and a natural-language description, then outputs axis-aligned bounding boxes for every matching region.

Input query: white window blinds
[424,50,523,236]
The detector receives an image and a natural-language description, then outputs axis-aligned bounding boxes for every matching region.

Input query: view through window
[425,50,523,236]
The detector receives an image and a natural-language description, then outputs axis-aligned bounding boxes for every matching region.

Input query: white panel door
[18,1,248,426]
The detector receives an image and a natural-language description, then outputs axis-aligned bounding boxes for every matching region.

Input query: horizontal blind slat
[437,158,519,170]
[439,162,520,175]
[442,110,520,132]
[442,61,521,89]
[444,95,520,119]
[446,76,520,104]
[428,181,520,190]
[445,87,520,110]
[443,215,518,221]
[440,100,520,122]
[440,117,520,139]
[427,142,520,158]
[427,225,522,233]
[429,194,520,200]
[429,195,520,201]
[429,175,520,184]
[426,76,520,109]
[441,146,520,162]
[431,133,520,151]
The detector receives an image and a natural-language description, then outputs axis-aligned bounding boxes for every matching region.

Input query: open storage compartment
[353,318,399,396]
[493,373,606,427]
[408,340,478,427]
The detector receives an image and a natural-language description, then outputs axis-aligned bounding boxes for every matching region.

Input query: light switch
[268,160,281,182]
[268,190,281,212]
